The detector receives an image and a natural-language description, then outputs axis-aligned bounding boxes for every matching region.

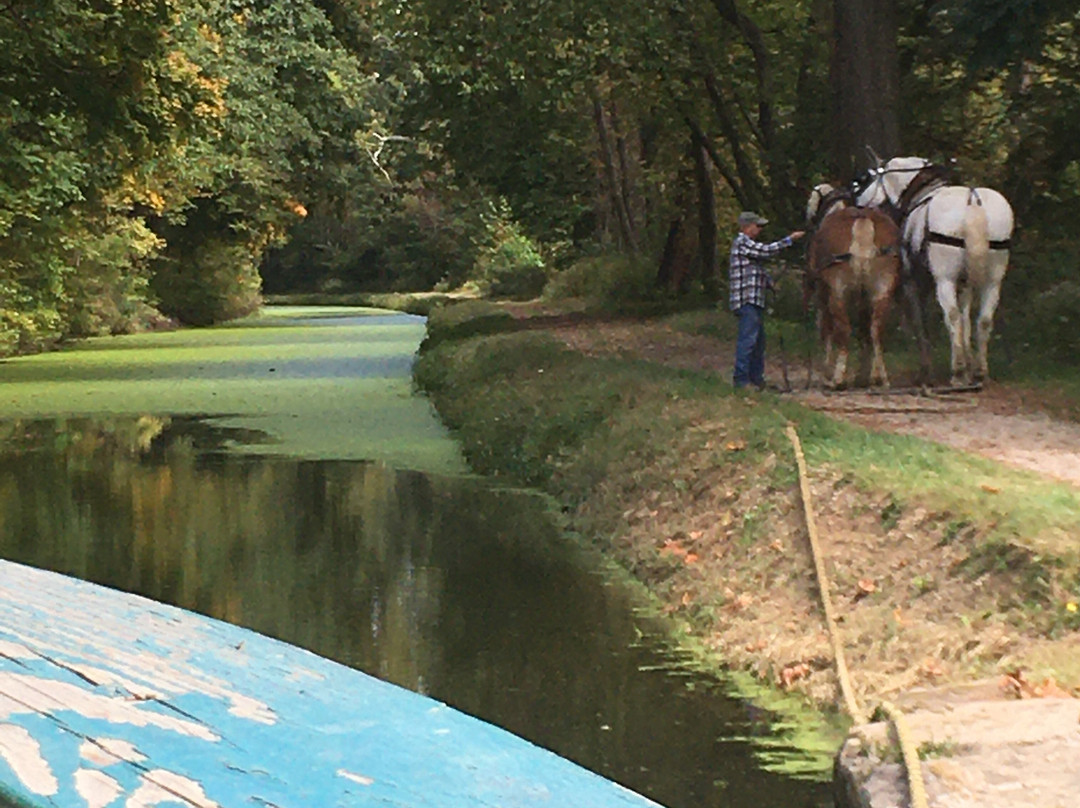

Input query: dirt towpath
[553,319,1080,489]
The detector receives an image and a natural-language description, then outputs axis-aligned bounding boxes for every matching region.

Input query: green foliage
[58,215,166,337]
[543,255,656,306]
[0,0,392,340]
[367,186,490,292]
[415,330,610,484]
[4,0,1080,355]
[151,240,262,327]
[471,210,547,300]
[0,0,198,351]
[936,0,1077,72]
[1016,280,1080,362]
[419,300,517,351]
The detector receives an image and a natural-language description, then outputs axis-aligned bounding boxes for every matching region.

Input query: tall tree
[831,0,902,178]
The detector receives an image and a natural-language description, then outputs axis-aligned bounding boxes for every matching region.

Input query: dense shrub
[542,254,655,305]
[472,220,547,300]
[419,299,516,350]
[1021,280,1080,361]
[151,239,262,326]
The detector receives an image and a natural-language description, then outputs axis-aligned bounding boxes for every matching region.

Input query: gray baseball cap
[738,211,769,227]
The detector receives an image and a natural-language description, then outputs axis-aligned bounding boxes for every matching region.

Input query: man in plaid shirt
[728,211,804,389]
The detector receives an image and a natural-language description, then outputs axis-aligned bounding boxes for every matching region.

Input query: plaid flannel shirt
[728,232,793,311]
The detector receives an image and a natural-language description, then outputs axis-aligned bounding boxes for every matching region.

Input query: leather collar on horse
[896,164,952,218]
[808,185,855,232]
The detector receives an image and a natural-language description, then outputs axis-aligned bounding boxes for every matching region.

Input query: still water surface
[0,310,833,807]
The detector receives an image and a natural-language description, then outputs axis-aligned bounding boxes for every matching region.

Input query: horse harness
[815,207,897,273]
[909,186,1012,252]
[808,185,855,232]
[878,165,1012,253]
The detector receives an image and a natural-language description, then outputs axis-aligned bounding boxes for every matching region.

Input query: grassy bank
[414,302,1080,731]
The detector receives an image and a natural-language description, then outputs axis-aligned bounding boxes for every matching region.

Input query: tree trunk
[692,133,718,298]
[590,89,639,253]
[681,114,751,209]
[832,0,902,179]
[655,217,684,290]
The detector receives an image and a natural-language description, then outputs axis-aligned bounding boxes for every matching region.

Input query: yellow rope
[785,423,929,808]
[881,701,930,808]
[784,423,865,724]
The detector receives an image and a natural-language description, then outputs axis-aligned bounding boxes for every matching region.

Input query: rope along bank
[786,424,929,808]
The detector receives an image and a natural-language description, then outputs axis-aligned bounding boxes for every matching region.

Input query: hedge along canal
[0,306,835,808]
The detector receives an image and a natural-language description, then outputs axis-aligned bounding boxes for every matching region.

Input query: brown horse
[805,187,902,388]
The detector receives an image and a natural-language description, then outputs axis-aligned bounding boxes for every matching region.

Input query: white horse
[854,156,1014,386]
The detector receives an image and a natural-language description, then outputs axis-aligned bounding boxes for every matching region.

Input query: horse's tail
[849,214,877,278]
[963,198,990,279]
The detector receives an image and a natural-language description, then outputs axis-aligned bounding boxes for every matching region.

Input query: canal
[0,308,835,807]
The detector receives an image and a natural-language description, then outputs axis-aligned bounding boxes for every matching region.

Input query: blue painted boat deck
[0,560,663,807]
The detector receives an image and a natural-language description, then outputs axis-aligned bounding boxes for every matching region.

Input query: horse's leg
[935,278,966,387]
[868,276,896,388]
[957,281,974,385]
[827,281,851,389]
[902,276,930,385]
[816,288,834,383]
[974,255,1008,381]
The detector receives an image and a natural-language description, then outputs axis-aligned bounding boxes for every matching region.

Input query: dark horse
[804,184,902,388]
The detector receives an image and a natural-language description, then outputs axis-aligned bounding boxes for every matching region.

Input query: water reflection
[0,417,831,808]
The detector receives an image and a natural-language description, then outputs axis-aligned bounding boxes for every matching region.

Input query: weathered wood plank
[0,560,663,807]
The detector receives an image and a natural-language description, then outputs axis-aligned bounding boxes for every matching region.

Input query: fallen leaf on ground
[980,483,1000,494]
[1002,669,1074,699]
[779,662,811,688]
[1032,676,1073,698]
[661,539,688,557]
[919,658,947,680]
[1000,669,1029,699]
[730,593,754,611]
[725,440,746,452]
[854,579,876,601]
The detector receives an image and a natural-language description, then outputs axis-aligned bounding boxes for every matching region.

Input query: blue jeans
[733,304,765,388]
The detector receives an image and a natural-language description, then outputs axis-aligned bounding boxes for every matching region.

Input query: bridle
[855,163,934,221]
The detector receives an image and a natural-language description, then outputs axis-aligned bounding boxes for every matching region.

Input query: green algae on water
[0,307,466,474]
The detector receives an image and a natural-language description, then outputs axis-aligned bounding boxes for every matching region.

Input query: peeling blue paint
[0,560,664,808]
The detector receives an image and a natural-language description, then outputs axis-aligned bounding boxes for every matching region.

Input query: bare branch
[365,133,409,185]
